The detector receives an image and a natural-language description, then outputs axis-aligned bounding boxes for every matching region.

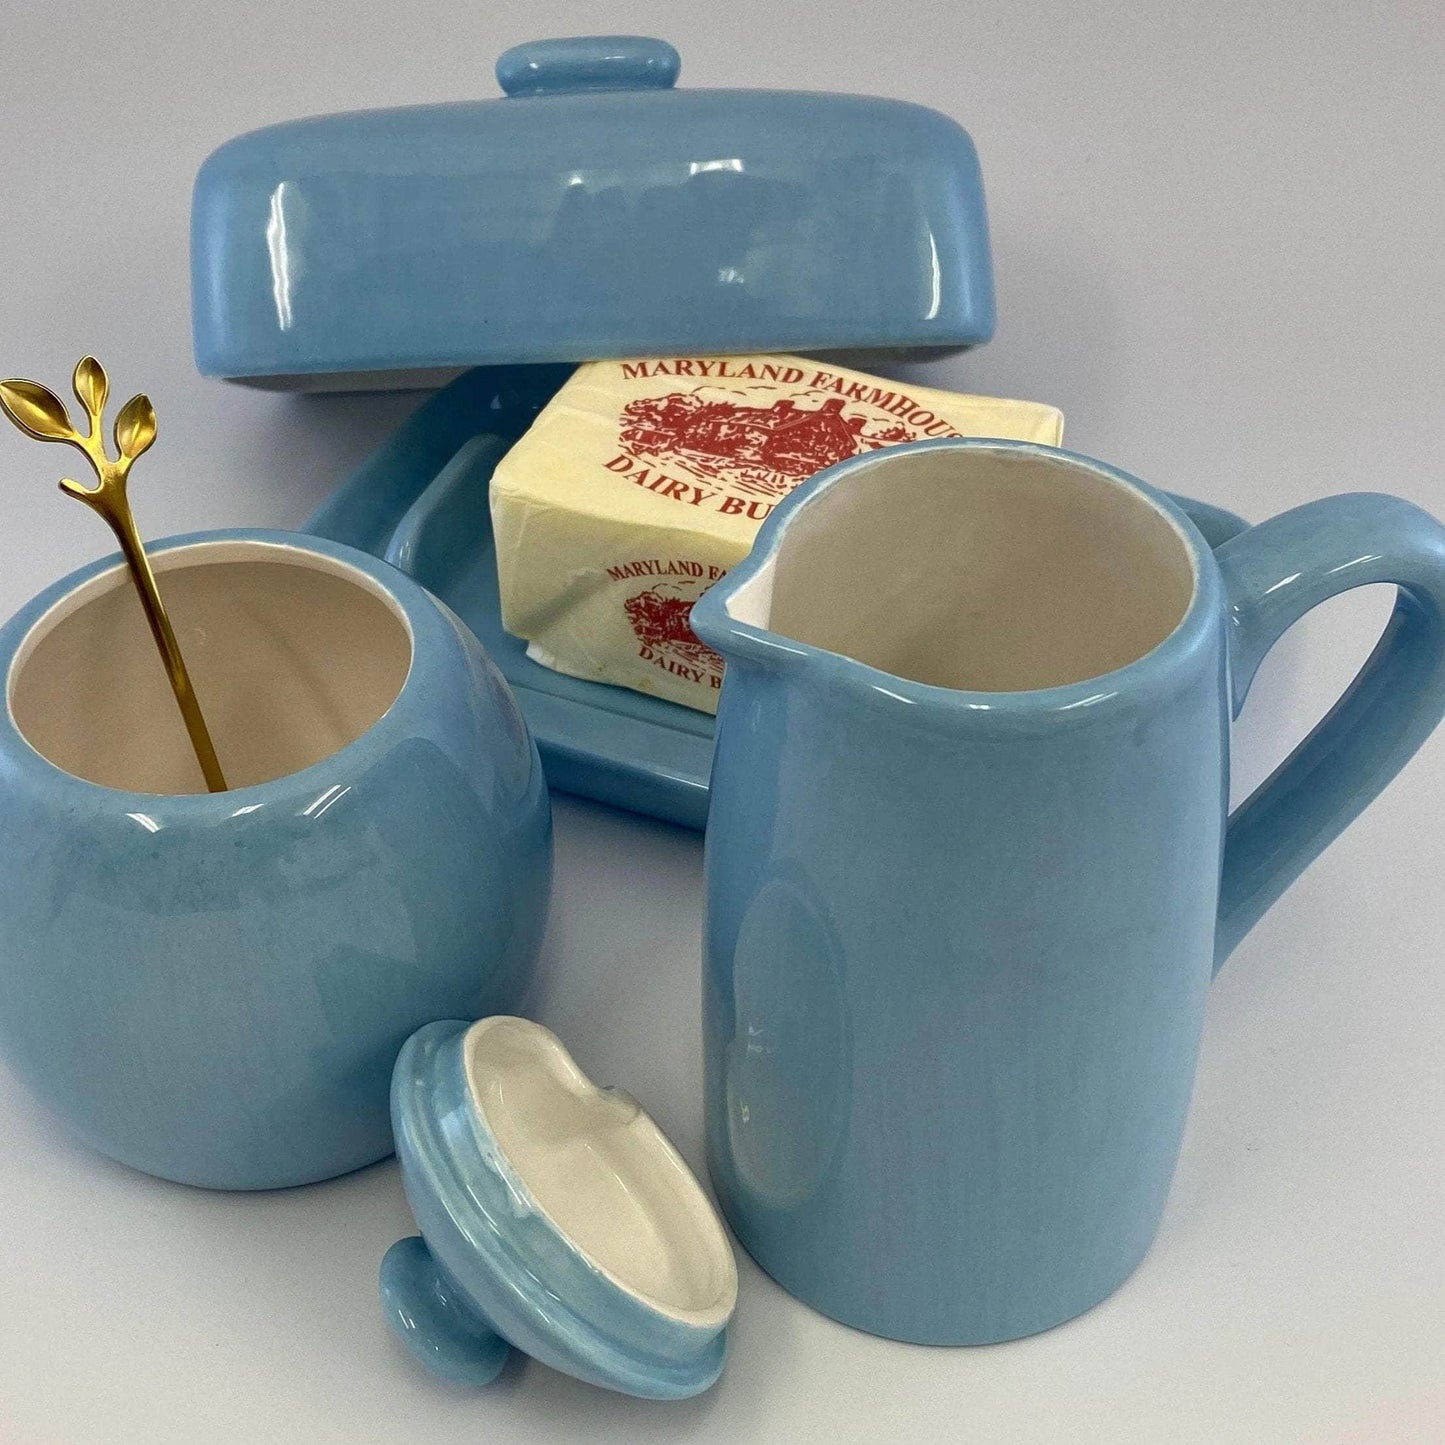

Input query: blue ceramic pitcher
[691,438,1445,1345]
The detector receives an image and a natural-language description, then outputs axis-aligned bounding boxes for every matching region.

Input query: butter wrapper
[491,355,1064,713]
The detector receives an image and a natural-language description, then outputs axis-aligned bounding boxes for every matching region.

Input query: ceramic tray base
[305,366,1249,831]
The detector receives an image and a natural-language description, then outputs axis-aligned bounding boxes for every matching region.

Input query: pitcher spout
[692,550,810,674]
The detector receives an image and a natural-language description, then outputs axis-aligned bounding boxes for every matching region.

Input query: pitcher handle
[1213,492,1445,968]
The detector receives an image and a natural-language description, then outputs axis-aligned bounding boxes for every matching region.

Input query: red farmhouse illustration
[620,389,911,493]
[623,585,723,672]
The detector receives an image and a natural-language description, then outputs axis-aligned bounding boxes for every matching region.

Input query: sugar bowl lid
[192,35,995,389]
[380,1016,738,1399]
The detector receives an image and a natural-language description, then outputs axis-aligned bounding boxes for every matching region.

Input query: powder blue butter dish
[303,365,1250,829]
[382,1016,738,1398]
[191,35,994,388]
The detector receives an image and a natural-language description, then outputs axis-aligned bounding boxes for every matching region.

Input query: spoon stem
[109,513,229,793]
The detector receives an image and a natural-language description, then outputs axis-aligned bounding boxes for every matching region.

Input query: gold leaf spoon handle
[1,358,228,793]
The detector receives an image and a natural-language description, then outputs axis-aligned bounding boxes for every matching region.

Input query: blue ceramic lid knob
[381,1236,512,1386]
[381,1017,738,1399]
[496,36,681,97]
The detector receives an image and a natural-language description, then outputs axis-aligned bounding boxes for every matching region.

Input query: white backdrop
[1,4,1442,1442]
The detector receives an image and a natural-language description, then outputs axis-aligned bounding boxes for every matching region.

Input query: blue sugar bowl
[0,529,552,1189]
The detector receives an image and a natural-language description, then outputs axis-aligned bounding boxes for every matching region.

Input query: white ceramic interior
[726,446,1197,692]
[464,1016,737,1329]
[6,539,413,794]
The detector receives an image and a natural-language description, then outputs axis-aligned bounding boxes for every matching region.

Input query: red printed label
[598,359,967,522]
[608,558,727,692]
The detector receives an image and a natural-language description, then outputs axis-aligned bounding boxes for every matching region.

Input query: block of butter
[490,355,1064,713]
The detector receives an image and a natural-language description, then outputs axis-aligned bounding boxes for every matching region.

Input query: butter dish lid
[192,35,995,390]
[380,1017,738,1399]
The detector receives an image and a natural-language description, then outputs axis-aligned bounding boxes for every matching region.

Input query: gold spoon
[0,357,228,792]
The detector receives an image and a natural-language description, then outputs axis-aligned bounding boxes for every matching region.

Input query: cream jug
[691,438,1445,1344]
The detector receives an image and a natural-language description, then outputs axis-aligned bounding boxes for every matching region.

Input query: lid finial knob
[381,1236,511,1386]
[496,36,681,98]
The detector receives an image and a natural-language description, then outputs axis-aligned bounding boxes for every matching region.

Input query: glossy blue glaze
[385,1020,731,1399]
[691,439,1445,1344]
[381,1235,512,1387]
[496,36,681,97]
[191,35,995,387]
[0,530,551,1190]
[305,365,1249,828]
